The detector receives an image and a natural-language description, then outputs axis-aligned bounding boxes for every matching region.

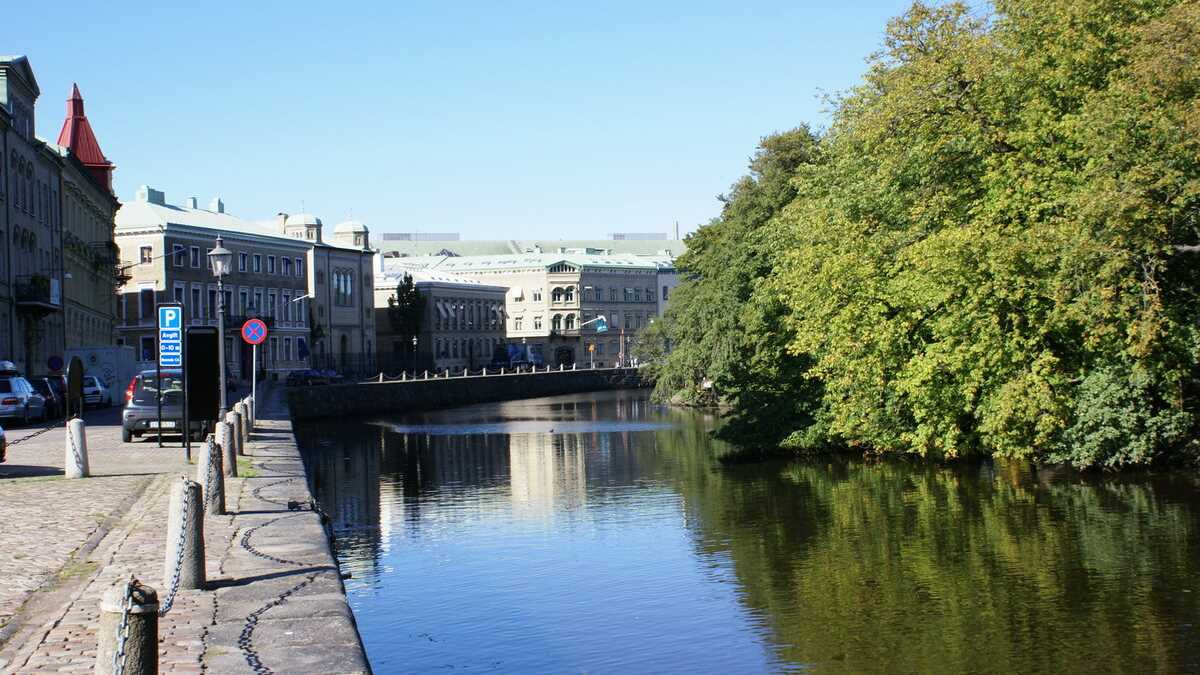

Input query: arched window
[565,314,575,330]
[551,287,563,303]
[552,314,562,331]
[564,286,575,302]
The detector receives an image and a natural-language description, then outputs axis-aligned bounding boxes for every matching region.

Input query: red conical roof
[56,83,114,193]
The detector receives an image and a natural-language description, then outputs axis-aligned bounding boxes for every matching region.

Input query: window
[282,258,292,276]
[565,314,575,330]
[139,288,155,319]
[295,258,304,277]
[634,288,642,302]
[533,315,543,330]
[551,288,563,303]
[267,256,276,274]
[282,292,291,321]
[284,338,292,361]
[252,255,261,273]
[565,286,575,302]
[190,246,200,268]
[191,287,202,318]
[647,288,655,302]
[334,270,354,306]
[140,246,153,263]
[609,288,617,301]
[268,292,276,317]
[514,316,523,331]
[173,284,185,310]
[208,288,217,318]
[662,285,669,301]
[139,336,156,362]
[552,315,562,331]
[239,290,249,314]
[172,244,186,267]
[239,252,248,272]
[254,291,263,313]
[269,337,278,365]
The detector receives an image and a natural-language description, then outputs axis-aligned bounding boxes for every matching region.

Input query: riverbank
[287,366,645,421]
[0,385,368,673]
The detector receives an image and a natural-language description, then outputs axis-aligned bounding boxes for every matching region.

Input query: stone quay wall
[286,367,646,420]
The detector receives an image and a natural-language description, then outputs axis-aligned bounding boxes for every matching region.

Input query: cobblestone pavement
[0,386,368,673]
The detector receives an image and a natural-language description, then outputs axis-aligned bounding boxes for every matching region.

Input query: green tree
[386,274,425,339]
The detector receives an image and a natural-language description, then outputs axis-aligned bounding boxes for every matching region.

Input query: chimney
[209,196,224,213]
[136,185,165,205]
[184,196,198,209]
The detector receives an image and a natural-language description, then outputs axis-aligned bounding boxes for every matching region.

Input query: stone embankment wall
[286,367,646,420]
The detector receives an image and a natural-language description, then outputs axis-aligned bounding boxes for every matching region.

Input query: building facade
[281,214,376,373]
[115,188,313,380]
[374,268,507,374]
[56,85,119,349]
[1,56,120,376]
[381,251,676,367]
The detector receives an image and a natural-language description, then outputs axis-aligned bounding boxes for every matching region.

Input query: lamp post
[411,334,418,375]
[208,237,233,416]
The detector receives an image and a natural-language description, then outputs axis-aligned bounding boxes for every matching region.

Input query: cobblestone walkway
[0,474,151,633]
[0,387,367,673]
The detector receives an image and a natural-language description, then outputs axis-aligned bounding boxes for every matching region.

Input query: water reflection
[297,391,1200,674]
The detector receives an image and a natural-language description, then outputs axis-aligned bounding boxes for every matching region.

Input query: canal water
[296,390,1200,673]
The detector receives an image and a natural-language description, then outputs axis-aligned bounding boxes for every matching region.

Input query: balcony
[15,274,62,315]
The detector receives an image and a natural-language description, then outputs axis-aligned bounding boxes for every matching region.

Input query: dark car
[30,377,63,419]
[120,370,207,442]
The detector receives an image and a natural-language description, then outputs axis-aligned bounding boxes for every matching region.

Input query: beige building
[281,214,376,373]
[373,268,506,374]
[381,251,676,367]
[115,188,313,379]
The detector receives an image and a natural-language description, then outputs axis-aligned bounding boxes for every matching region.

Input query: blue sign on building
[158,305,183,367]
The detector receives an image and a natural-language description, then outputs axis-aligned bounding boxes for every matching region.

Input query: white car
[82,376,113,408]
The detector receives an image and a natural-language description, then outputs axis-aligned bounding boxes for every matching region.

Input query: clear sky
[5,1,915,240]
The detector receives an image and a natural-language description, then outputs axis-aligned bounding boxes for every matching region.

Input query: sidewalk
[0,386,368,673]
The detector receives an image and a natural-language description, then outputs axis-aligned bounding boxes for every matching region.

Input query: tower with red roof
[55,83,114,194]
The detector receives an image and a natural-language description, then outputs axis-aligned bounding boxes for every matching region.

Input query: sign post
[158,305,183,451]
[241,318,268,413]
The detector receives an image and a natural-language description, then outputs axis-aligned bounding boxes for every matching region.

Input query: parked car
[0,374,46,424]
[121,370,207,442]
[82,375,113,408]
[30,377,63,419]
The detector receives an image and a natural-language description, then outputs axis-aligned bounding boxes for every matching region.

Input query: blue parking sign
[158,305,183,367]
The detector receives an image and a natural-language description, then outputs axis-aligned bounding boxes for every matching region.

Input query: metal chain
[111,575,135,675]
[158,481,192,616]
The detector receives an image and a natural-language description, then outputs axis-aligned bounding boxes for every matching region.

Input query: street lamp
[411,334,418,375]
[208,236,233,416]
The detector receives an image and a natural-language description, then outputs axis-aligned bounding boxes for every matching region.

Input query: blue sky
[6,1,915,239]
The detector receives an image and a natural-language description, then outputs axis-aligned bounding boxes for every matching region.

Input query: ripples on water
[296,391,1200,674]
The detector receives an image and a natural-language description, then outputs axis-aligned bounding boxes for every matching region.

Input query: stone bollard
[424,370,429,379]
[217,421,238,477]
[500,367,505,375]
[235,402,249,441]
[401,371,407,381]
[64,418,89,478]
[232,410,247,452]
[224,412,244,458]
[196,435,225,515]
[163,478,205,592]
[96,578,158,675]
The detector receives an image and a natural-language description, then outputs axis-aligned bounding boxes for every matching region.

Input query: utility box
[64,345,137,393]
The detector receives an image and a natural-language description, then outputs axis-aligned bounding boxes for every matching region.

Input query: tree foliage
[387,274,426,338]
[648,0,1200,468]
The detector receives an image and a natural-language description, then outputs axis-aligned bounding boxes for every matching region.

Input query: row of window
[435,336,504,360]
[510,311,650,332]
[136,334,308,365]
[432,298,503,332]
[158,244,306,281]
[122,285,309,325]
[512,285,664,304]
[333,269,356,306]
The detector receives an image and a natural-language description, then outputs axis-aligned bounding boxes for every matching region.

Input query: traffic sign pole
[241,318,268,414]
[157,305,183,449]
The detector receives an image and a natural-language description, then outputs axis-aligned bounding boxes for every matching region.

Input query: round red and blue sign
[241,318,268,345]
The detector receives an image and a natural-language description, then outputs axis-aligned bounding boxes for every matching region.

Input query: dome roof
[284,212,322,227]
[334,220,369,234]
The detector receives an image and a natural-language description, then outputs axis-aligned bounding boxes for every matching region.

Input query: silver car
[0,376,46,424]
[82,375,113,408]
